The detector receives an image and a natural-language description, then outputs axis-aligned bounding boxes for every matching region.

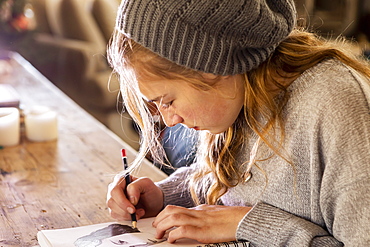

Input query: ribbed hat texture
[116,0,296,75]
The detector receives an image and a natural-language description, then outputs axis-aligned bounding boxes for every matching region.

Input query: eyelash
[160,101,173,109]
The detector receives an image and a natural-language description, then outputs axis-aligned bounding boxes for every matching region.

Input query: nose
[161,112,183,127]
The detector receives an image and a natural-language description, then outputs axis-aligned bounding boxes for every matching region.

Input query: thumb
[126,178,143,206]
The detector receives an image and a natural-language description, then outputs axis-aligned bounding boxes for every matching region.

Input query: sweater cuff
[236,202,292,244]
[236,202,333,246]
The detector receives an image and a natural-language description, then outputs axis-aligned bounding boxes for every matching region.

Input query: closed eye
[160,100,173,109]
[146,95,173,110]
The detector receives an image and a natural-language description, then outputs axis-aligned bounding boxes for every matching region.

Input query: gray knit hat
[116,0,296,75]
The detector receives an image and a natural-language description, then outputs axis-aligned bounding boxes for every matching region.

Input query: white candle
[0,107,20,146]
[25,106,58,142]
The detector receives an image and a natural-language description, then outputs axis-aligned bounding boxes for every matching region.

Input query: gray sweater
[156,59,370,246]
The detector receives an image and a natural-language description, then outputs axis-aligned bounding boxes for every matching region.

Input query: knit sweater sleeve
[237,202,344,246]
[236,64,370,246]
[155,166,196,208]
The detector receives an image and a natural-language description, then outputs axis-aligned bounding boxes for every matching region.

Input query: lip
[182,123,201,131]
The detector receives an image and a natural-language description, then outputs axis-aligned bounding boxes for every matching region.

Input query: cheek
[178,105,199,120]
[189,103,225,123]
[209,104,231,122]
[178,92,233,125]
[206,99,243,127]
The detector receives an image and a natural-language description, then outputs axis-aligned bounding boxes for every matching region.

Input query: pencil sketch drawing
[74,223,140,247]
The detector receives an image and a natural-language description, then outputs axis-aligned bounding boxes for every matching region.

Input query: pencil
[121,148,138,229]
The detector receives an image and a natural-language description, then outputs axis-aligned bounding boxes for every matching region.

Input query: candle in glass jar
[25,106,58,142]
[0,107,20,146]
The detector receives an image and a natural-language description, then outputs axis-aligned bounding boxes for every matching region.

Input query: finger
[129,177,164,214]
[109,181,135,212]
[167,225,203,243]
[110,211,129,222]
[111,176,155,211]
[154,206,197,239]
[136,208,146,219]
[153,205,195,226]
[107,198,133,221]
[125,177,155,211]
[108,174,142,214]
[125,182,140,206]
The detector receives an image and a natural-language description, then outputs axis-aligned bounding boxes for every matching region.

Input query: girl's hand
[152,204,251,244]
[107,174,164,221]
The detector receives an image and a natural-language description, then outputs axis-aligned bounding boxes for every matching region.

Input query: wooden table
[0,51,167,246]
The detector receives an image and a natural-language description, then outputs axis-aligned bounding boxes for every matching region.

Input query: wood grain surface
[0,52,166,246]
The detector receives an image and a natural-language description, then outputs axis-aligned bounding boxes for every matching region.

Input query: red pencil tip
[121,149,126,157]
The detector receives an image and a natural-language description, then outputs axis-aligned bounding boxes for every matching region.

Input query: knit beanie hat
[116,0,296,75]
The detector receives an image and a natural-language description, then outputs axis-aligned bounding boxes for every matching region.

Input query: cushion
[91,0,119,42]
[45,0,106,49]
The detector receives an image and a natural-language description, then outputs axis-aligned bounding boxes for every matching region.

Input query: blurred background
[1,0,369,151]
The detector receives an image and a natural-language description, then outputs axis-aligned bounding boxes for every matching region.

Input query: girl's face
[138,73,245,134]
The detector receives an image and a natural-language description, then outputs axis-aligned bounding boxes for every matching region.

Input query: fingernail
[127,207,134,214]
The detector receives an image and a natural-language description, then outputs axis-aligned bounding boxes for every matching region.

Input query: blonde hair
[108,28,370,205]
